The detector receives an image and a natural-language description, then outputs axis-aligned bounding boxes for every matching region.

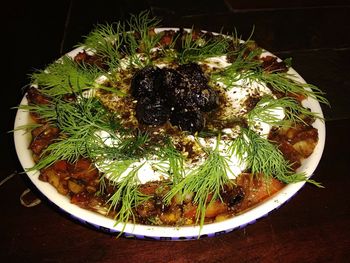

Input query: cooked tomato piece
[183,202,197,220]
[26,87,51,105]
[269,123,318,168]
[70,159,99,181]
[261,56,288,73]
[159,205,182,225]
[30,125,60,155]
[136,200,157,219]
[205,200,228,218]
[236,173,285,211]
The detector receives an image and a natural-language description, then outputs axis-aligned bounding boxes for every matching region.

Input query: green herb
[96,159,135,195]
[91,131,151,161]
[97,159,135,184]
[26,93,153,174]
[117,11,162,67]
[32,56,127,97]
[226,25,256,52]
[155,139,185,185]
[21,87,152,175]
[247,95,323,128]
[27,97,113,170]
[229,128,321,186]
[106,162,150,233]
[127,11,161,53]
[17,103,57,125]
[211,47,262,87]
[164,135,233,228]
[81,22,124,69]
[176,28,230,64]
[30,56,102,96]
[80,11,162,69]
[248,71,329,105]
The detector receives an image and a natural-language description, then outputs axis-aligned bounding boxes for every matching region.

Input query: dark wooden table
[2,1,350,262]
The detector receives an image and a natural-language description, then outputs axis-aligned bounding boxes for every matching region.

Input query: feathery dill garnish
[91,131,151,161]
[14,101,57,134]
[97,159,135,195]
[128,11,161,53]
[164,134,233,228]
[27,93,152,173]
[211,47,262,87]
[229,128,321,186]
[248,71,329,105]
[88,132,151,197]
[247,95,323,127]
[225,25,256,52]
[80,11,161,69]
[120,29,141,67]
[155,138,185,185]
[119,11,161,67]
[81,22,124,69]
[16,102,57,126]
[176,29,230,64]
[31,55,126,97]
[55,97,117,138]
[106,162,150,233]
[30,56,102,97]
[212,47,328,106]
[28,97,117,170]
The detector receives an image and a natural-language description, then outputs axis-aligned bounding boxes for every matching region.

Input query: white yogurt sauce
[95,55,285,184]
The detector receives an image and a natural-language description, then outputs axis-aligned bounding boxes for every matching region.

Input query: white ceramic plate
[13,29,325,240]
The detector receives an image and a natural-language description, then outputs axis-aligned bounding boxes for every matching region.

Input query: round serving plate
[13,28,326,240]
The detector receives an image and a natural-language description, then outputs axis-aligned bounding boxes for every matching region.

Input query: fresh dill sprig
[81,22,124,69]
[17,103,57,125]
[98,159,135,182]
[30,136,89,171]
[226,25,256,52]
[31,56,101,97]
[177,29,230,64]
[128,11,161,52]
[229,128,319,185]
[31,98,111,170]
[127,11,160,34]
[91,131,151,161]
[31,55,125,97]
[247,95,323,128]
[80,11,161,69]
[164,135,233,227]
[13,122,41,132]
[155,139,185,185]
[121,30,145,68]
[106,163,150,232]
[28,97,120,170]
[55,97,115,135]
[97,159,135,194]
[248,71,329,105]
[212,52,329,106]
[119,11,162,67]
[114,132,150,158]
[27,95,152,172]
[211,47,262,87]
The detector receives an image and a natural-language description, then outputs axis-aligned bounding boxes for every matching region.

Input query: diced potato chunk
[68,180,84,194]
